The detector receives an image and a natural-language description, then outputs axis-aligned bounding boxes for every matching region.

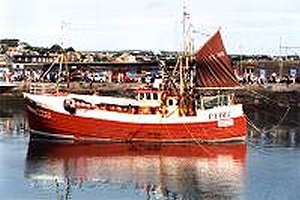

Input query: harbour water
[0,95,299,200]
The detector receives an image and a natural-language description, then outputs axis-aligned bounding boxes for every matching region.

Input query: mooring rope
[243,86,292,131]
[182,122,216,155]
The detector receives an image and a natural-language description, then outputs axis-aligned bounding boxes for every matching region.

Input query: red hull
[25,99,247,143]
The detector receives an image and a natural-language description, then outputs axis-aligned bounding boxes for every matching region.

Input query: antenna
[182,0,192,55]
[60,21,71,49]
[57,21,71,93]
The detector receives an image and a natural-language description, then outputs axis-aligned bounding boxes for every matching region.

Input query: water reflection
[25,141,246,199]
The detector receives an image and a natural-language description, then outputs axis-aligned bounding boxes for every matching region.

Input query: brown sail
[195,30,239,88]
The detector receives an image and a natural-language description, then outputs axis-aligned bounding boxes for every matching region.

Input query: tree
[66,47,75,52]
[49,44,63,53]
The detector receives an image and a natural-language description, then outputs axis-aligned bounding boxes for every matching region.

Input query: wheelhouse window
[202,95,229,109]
[203,96,218,109]
[219,95,228,106]
[146,93,151,100]
[153,93,158,100]
[139,93,144,100]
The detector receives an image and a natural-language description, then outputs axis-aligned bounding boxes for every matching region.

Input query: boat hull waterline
[24,94,247,143]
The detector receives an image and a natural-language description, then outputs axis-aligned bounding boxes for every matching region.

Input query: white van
[0,67,9,81]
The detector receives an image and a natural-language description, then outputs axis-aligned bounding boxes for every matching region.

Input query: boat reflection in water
[25,140,246,199]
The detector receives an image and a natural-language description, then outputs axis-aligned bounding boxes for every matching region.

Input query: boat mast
[178,0,196,116]
[56,53,63,93]
[56,21,70,93]
[180,0,193,95]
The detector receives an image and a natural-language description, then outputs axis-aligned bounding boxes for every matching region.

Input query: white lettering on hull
[27,105,52,119]
[217,118,234,127]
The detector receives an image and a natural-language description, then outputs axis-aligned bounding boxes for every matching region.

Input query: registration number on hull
[217,118,234,127]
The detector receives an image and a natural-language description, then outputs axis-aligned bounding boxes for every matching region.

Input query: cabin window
[153,93,158,100]
[168,99,174,106]
[245,68,254,74]
[146,93,151,100]
[139,93,144,100]
[203,96,218,109]
[219,95,228,106]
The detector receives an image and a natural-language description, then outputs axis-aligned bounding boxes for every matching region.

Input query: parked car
[70,70,83,82]
[88,72,107,83]
[124,71,138,83]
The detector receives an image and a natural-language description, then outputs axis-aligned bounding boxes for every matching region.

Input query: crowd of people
[1,67,160,84]
[2,68,43,82]
[1,67,300,87]
[238,73,299,85]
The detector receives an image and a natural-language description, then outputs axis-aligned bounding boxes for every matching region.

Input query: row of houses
[1,39,299,84]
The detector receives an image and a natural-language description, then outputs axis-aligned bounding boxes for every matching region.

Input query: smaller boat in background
[0,82,17,94]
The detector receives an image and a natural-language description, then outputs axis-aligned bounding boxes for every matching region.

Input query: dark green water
[0,95,299,200]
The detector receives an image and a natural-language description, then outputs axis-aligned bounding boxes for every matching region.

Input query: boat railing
[29,82,68,94]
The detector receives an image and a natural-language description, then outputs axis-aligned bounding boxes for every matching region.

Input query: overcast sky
[1,0,300,54]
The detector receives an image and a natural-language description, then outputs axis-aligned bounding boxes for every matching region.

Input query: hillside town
[1,38,300,85]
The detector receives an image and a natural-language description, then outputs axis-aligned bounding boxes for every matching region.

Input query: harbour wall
[7,82,300,107]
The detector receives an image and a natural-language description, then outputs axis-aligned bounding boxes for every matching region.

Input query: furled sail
[195,30,239,88]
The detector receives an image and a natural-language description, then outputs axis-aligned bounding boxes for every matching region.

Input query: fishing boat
[23,4,247,143]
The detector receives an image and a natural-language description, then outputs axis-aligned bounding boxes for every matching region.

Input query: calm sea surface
[0,95,299,200]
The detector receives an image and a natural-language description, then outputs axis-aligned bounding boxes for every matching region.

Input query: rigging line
[264,106,291,134]
[243,87,291,107]
[162,123,178,143]
[245,105,291,136]
[226,127,248,145]
[246,121,281,149]
[245,112,281,148]
[245,116,280,150]
[245,115,263,133]
[172,58,180,77]
[40,56,60,81]
[245,118,272,149]
[162,113,203,144]
[246,104,287,120]
[181,122,213,155]
[160,60,181,95]
[158,107,178,143]
[242,87,276,103]
[164,107,179,118]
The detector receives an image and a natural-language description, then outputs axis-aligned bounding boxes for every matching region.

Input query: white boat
[0,82,17,93]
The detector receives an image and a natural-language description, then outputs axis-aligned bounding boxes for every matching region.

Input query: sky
[1,0,300,55]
